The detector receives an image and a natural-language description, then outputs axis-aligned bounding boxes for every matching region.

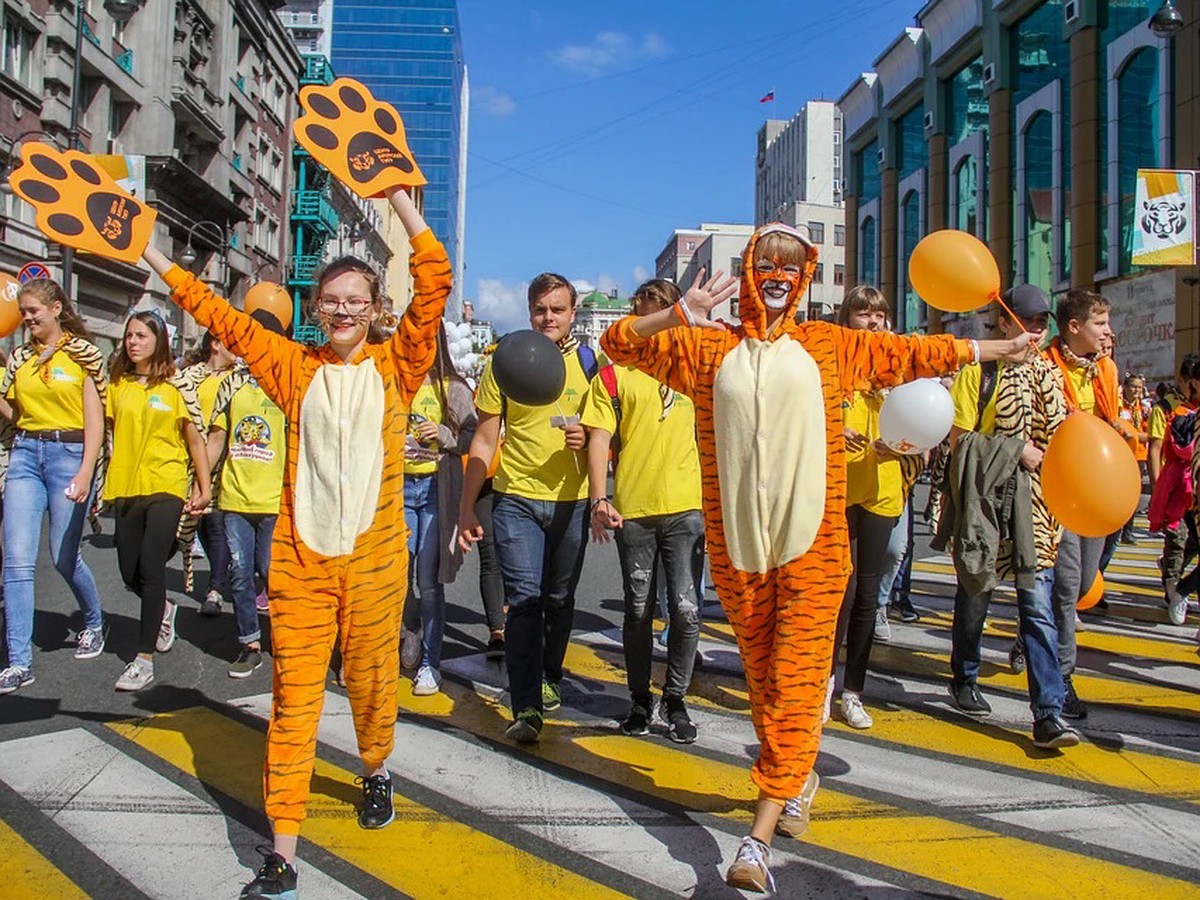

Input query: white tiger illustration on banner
[1132,168,1196,266]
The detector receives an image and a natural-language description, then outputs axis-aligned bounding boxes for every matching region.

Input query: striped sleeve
[163,267,303,412]
[388,228,451,402]
[600,316,735,399]
[830,322,970,393]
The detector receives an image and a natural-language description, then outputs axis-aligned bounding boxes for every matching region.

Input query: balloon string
[991,292,1028,335]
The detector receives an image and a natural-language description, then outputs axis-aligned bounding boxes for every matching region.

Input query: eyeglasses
[316,296,372,315]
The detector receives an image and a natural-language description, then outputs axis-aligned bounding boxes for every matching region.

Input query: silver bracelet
[970,339,980,365]
[676,299,697,327]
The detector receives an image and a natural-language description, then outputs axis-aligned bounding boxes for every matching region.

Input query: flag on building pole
[1131,168,1196,266]
[759,90,775,103]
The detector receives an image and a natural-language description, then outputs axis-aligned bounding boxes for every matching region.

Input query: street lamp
[61,0,144,296]
[179,220,230,294]
[1149,0,1186,36]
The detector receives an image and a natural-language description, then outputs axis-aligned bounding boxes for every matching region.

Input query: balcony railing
[289,255,322,284]
[291,190,338,234]
[301,55,334,86]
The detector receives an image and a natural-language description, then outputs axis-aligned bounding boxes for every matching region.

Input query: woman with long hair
[0,279,107,694]
[106,310,211,691]
[400,324,477,695]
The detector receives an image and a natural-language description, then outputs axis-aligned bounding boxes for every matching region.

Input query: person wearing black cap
[939,284,1079,748]
[205,308,292,679]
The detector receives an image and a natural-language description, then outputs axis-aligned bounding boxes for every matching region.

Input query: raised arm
[143,245,303,411]
[385,188,451,400]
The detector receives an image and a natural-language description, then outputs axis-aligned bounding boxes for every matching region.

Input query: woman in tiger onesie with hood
[601,222,1037,893]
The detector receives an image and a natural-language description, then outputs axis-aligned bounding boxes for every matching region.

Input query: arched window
[860,215,877,287]
[1117,46,1160,273]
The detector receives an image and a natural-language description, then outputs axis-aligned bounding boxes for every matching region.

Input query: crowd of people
[1,99,1194,897]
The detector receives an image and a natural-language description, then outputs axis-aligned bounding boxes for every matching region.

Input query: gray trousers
[1050,529,1106,676]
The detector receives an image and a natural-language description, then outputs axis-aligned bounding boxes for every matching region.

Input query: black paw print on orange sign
[293,78,427,199]
[8,144,156,264]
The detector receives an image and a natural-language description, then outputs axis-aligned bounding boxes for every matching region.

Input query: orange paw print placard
[293,78,426,198]
[8,143,156,264]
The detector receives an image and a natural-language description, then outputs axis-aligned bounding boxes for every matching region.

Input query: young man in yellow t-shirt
[459,273,594,743]
[583,279,705,744]
[206,312,289,680]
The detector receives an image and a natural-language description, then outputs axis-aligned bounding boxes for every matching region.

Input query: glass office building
[330,0,467,315]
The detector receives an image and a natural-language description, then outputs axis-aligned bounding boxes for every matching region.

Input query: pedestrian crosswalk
[2,536,1200,898]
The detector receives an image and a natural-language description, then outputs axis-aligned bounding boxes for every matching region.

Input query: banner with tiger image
[1131,168,1196,267]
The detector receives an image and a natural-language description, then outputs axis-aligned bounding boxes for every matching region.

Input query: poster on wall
[1100,269,1176,384]
[1131,169,1196,267]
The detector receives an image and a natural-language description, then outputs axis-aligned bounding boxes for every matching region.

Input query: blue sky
[458,0,918,332]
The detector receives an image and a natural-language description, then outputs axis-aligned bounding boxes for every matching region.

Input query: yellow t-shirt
[197,369,231,428]
[104,378,191,500]
[842,389,904,517]
[579,366,702,518]
[950,362,1000,435]
[475,353,590,501]
[405,381,443,477]
[1147,402,1173,441]
[1062,363,1096,415]
[217,380,287,515]
[7,350,88,432]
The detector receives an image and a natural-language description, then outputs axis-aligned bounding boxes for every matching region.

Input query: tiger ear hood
[738,222,820,340]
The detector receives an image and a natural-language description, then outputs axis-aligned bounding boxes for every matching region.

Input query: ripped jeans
[615,510,705,701]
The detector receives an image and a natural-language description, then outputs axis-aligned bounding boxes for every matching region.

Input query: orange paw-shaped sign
[293,78,426,198]
[8,143,156,264]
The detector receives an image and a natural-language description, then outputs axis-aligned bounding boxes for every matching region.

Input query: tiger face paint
[753,258,803,310]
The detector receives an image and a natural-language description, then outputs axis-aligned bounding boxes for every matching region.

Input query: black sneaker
[356,774,394,829]
[1009,639,1026,675]
[948,680,991,716]
[891,595,921,623]
[229,646,264,679]
[1062,676,1088,720]
[240,845,297,899]
[1033,715,1080,749]
[662,696,697,744]
[506,707,543,743]
[620,696,652,736]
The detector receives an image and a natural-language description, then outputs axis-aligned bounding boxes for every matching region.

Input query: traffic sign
[17,262,51,283]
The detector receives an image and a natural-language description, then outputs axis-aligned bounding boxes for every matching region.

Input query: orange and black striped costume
[162,229,450,836]
[602,226,971,801]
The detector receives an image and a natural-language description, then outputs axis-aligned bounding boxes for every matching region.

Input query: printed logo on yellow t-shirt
[49,366,79,384]
[147,392,173,413]
[231,414,276,463]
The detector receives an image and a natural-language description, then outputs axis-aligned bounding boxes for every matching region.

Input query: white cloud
[550,32,668,77]
[475,278,529,335]
[596,273,620,295]
[572,278,596,294]
[632,265,650,285]
[474,85,516,118]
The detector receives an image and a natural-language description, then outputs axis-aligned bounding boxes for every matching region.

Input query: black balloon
[492,329,566,406]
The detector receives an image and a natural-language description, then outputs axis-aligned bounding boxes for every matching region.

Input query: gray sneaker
[156,602,178,653]
[75,624,106,660]
[229,647,263,679]
[115,659,154,692]
[0,666,34,695]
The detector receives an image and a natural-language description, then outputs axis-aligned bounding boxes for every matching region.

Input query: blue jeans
[3,435,103,669]
[951,568,1063,721]
[877,501,910,607]
[224,512,275,645]
[402,474,444,669]
[492,492,587,715]
[198,509,231,598]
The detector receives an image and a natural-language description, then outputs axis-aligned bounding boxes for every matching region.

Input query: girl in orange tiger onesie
[141,186,448,899]
[601,222,1036,893]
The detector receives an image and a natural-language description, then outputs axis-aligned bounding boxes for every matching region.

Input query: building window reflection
[1117,47,1160,274]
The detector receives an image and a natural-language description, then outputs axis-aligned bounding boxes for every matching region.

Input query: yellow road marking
[562,642,1200,805]
[0,818,87,899]
[109,708,628,899]
[398,680,1200,899]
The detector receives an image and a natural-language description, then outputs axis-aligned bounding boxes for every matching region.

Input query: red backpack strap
[599,364,619,400]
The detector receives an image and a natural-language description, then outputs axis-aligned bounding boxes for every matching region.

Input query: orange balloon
[1042,413,1141,538]
[0,272,21,338]
[908,229,1001,313]
[244,281,292,329]
[1077,572,1104,611]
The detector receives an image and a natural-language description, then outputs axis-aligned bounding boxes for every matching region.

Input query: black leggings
[114,494,184,655]
[834,504,899,693]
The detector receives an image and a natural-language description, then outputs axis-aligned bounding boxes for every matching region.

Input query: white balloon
[878,378,954,455]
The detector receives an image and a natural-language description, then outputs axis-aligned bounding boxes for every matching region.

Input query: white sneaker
[115,658,154,692]
[156,602,178,653]
[840,691,873,729]
[725,836,776,893]
[873,606,891,642]
[1167,581,1189,626]
[400,627,421,669]
[412,665,441,696]
[822,677,835,723]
